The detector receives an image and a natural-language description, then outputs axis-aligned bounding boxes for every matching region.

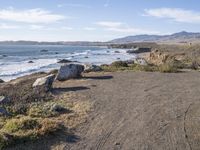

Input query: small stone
[0,79,4,83]
[51,104,65,112]
[40,49,48,52]
[28,61,34,63]
[57,59,73,64]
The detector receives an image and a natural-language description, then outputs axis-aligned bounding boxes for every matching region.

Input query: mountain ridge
[110,31,200,43]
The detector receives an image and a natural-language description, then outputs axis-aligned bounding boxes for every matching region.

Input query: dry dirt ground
[7,71,200,150]
[69,71,200,150]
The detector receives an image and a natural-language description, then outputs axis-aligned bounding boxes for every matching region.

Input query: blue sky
[0,0,199,41]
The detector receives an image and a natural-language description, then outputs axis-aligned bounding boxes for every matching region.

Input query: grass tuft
[110,61,128,68]
[158,63,178,73]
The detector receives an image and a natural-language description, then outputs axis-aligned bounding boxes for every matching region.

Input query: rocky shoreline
[1,43,200,148]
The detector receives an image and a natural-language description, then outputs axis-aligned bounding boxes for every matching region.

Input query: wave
[0,47,136,81]
[0,58,58,77]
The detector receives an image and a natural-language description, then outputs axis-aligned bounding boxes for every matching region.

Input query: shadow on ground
[82,75,113,80]
[52,86,90,95]
[7,129,80,150]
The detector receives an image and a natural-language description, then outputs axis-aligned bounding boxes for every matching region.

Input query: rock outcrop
[0,79,4,83]
[148,50,174,66]
[32,74,55,92]
[56,64,84,81]
[127,48,151,54]
[134,58,148,66]
[84,64,102,73]
[28,61,34,63]
[57,59,73,63]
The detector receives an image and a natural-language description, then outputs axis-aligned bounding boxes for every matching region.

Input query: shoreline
[0,45,136,82]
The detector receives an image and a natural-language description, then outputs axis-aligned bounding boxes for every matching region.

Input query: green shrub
[28,103,57,118]
[131,64,158,72]
[110,61,128,68]
[158,63,178,73]
[3,117,39,133]
[0,116,61,148]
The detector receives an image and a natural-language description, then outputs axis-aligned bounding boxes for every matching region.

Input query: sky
[0,0,199,41]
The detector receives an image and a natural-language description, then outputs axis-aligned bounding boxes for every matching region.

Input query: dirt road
[69,71,200,150]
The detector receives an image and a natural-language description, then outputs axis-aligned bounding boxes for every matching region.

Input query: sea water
[0,45,136,81]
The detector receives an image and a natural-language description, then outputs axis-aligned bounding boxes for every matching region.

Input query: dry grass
[101,63,158,72]
[0,75,92,149]
[158,63,178,73]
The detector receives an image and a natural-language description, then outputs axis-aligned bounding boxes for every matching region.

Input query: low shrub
[28,102,60,118]
[158,63,178,73]
[36,119,61,136]
[3,116,39,133]
[110,61,128,68]
[130,64,158,72]
[0,116,62,148]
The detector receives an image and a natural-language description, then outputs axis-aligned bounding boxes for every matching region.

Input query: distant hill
[0,41,109,46]
[110,31,200,44]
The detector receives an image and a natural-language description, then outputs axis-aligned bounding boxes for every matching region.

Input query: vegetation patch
[158,63,178,73]
[101,59,185,73]
[110,61,128,68]
[0,98,91,149]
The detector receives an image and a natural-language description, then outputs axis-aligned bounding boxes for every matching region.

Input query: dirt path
[67,71,200,150]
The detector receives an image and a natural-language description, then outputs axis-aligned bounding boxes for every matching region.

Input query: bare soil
[70,71,200,150]
[5,71,200,150]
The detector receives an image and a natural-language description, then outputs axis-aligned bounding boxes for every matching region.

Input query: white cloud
[144,8,200,24]
[96,21,159,34]
[96,21,124,28]
[57,3,91,8]
[105,27,159,34]
[0,23,19,29]
[0,8,65,23]
[60,26,73,30]
[30,25,44,30]
[83,27,96,31]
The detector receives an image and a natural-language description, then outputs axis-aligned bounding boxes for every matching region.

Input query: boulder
[32,74,55,92]
[127,48,151,54]
[125,59,135,64]
[84,64,102,73]
[0,96,10,104]
[28,61,34,63]
[134,58,148,66]
[50,104,65,112]
[57,59,73,64]
[40,49,48,52]
[56,64,84,81]
[2,55,7,57]
[0,79,4,83]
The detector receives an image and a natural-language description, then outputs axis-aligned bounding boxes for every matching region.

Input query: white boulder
[56,64,84,81]
[32,74,55,92]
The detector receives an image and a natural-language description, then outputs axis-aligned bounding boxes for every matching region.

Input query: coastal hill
[110,31,200,44]
[1,31,200,45]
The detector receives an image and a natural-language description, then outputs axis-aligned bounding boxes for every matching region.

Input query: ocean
[0,45,136,81]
